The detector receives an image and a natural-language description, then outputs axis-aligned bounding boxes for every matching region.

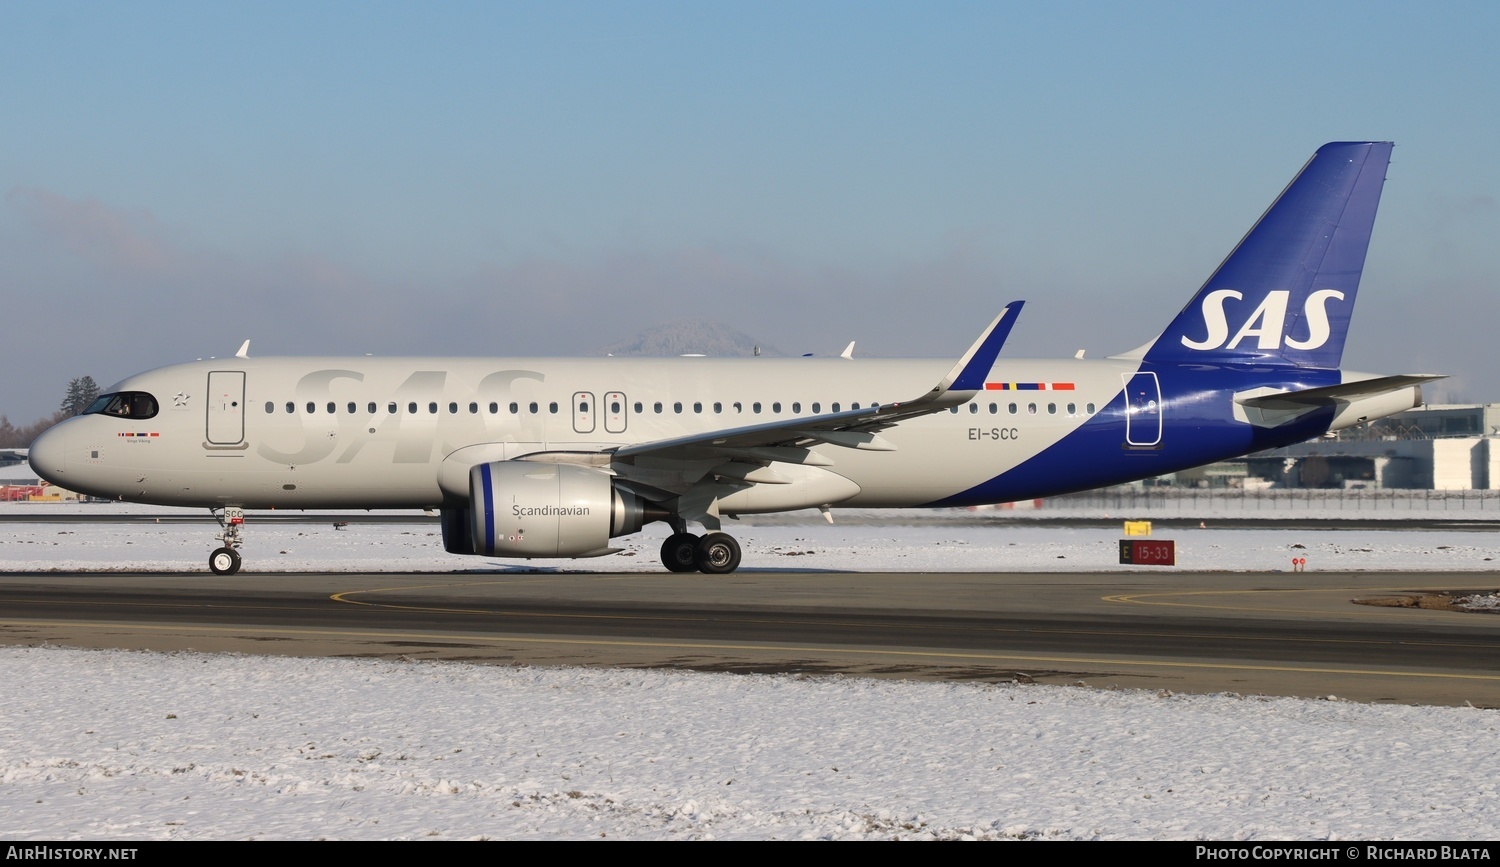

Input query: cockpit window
[86,392,159,420]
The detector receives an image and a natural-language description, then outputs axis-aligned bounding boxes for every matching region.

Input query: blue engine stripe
[480,463,495,555]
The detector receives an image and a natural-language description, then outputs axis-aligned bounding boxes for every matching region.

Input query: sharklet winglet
[942,301,1023,394]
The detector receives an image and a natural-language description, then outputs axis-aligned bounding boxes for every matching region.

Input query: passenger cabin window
[388,402,397,414]
[265,402,274,413]
[408,402,418,414]
[86,392,159,419]
[449,402,458,414]
[549,402,558,414]
[529,402,538,414]
[287,402,296,414]
[327,402,336,414]
[812,402,821,413]
[428,402,438,414]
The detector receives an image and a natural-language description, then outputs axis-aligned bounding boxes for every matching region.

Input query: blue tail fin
[1141,141,1393,369]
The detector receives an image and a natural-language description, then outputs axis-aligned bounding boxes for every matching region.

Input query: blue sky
[2,0,1496,421]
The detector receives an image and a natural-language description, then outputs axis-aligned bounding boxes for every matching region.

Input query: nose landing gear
[209,506,245,575]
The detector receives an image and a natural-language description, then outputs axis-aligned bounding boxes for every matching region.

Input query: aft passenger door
[1122,371,1162,448]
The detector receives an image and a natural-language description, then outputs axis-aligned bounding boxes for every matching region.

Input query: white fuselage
[33,354,1134,511]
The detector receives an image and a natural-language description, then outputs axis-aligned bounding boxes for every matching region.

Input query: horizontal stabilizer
[1236,374,1446,410]
[1234,374,1444,431]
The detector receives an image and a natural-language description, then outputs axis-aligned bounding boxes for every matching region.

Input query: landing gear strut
[658,530,743,574]
[209,506,245,575]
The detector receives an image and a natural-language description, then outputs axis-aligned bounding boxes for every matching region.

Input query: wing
[577,303,1024,521]
[613,301,1022,462]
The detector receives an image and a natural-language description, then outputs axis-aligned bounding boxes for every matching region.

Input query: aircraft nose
[28,422,70,485]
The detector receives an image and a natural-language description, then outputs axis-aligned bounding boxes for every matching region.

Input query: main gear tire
[694,533,741,575]
[660,533,701,573]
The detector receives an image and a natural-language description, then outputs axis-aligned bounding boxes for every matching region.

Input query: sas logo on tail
[1182,289,1344,352]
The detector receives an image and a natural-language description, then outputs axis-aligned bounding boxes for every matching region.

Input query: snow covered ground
[3,502,1500,574]
[2,646,1498,841]
[2,504,1499,839]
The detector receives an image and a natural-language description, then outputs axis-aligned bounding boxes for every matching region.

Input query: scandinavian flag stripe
[984,382,1075,391]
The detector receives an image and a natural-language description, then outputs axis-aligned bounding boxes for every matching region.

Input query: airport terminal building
[1204,404,1500,491]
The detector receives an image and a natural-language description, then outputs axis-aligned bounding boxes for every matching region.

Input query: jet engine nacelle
[450,461,658,558]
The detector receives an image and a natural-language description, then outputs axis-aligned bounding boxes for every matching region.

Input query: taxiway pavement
[1,568,1496,706]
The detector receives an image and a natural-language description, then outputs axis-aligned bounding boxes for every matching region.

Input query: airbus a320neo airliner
[30,142,1439,575]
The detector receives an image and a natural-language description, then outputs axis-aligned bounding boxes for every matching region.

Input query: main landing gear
[209,506,245,576]
[660,531,742,574]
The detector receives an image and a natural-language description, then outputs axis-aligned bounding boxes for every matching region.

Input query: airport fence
[1044,488,1500,515]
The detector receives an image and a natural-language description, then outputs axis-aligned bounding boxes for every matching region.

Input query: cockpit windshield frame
[85,392,160,420]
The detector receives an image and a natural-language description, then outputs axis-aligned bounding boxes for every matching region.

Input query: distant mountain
[593,320,783,358]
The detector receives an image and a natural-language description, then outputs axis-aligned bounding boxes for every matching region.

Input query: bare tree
[0,413,66,448]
